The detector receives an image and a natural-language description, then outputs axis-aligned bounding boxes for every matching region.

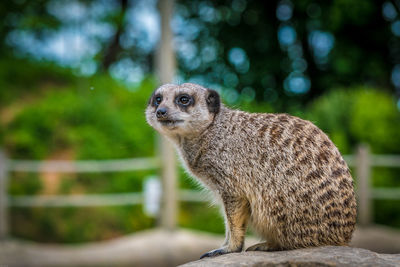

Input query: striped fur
[146,83,356,257]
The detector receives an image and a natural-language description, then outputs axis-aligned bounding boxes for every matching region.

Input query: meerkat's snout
[155,106,182,128]
[156,107,168,119]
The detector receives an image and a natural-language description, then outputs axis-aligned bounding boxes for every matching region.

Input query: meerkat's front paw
[200,246,241,259]
[246,242,276,252]
[200,248,226,259]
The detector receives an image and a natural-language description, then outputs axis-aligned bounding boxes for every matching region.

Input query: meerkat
[145,83,357,259]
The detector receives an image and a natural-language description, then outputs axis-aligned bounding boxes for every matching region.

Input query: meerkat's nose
[156,107,168,118]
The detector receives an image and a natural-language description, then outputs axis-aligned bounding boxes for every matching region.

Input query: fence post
[156,0,177,230]
[0,149,8,239]
[356,144,372,226]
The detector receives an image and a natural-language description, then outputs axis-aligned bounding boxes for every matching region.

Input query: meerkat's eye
[177,95,191,106]
[154,95,162,106]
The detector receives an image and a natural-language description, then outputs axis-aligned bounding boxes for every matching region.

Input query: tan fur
[146,83,357,258]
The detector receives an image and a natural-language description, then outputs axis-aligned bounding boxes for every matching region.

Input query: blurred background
[0,0,400,266]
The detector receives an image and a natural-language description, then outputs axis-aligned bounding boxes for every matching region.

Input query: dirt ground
[0,225,399,267]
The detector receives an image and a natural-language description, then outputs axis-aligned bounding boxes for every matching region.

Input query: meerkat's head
[146,83,220,138]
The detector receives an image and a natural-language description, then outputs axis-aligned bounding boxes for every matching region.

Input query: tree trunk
[101,0,128,71]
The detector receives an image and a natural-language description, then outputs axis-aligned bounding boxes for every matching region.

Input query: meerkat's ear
[206,89,220,114]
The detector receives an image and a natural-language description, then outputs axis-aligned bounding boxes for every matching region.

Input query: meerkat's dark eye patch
[153,94,162,107]
[177,95,190,105]
[175,94,193,107]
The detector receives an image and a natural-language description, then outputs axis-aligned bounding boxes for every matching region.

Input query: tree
[174,0,398,110]
[1,0,399,110]
[100,0,128,70]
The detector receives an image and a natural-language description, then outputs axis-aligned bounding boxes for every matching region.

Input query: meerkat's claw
[200,247,239,259]
[200,248,226,259]
[246,242,274,252]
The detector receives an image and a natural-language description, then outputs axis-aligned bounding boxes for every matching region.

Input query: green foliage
[238,101,275,114]
[179,202,225,234]
[1,61,162,242]
[4,73,156,159]
[306,88,354,153]
[9,172,42,195]
[374,200,400,229]
[327,0,374,30]
[0,58,75,105]
[2,0,397,111]
[306,87,400,154]
[350,90,400,154]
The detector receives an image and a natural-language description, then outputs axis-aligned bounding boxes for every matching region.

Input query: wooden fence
[0,144,399,240]
[0,148,213,240]
[344,145,400,226]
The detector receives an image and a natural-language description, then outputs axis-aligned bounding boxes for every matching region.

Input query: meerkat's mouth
[158,119,184,127]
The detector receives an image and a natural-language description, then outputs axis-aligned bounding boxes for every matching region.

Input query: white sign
[143,176,161,217]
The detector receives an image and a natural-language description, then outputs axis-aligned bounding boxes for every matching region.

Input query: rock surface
[180,246,400,267]
[0,227,399,266]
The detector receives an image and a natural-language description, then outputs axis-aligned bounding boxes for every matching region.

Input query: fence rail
[343,152,400,201]
[0,144,400,240]
[9,193,144,207]
[7,157,160,173]
[343,154,400,168]
[7,190,210,208]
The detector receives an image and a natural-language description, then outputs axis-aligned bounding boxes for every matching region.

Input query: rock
[179,246,400,267]
[351,225,400,254]
[1,228,399,266]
